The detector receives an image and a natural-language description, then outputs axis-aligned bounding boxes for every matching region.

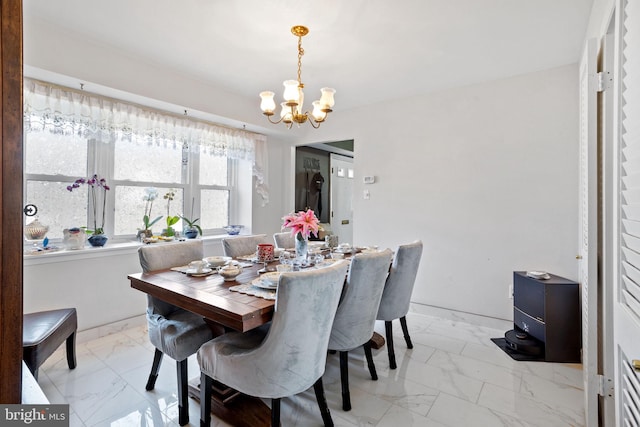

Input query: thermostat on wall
[363,176,375,184]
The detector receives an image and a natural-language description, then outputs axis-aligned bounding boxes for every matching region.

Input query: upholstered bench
[23,308,77,380]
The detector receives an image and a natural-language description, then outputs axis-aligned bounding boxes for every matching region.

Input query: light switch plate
[363,176,375,184]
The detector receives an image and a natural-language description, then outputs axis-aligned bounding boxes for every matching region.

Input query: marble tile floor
[37,312,585,426]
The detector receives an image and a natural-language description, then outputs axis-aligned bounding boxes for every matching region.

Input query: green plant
[163,189,180,236]
[180,215,202,236]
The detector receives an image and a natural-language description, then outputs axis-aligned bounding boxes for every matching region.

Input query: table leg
[188,378,271,427]
[369,331,386,349]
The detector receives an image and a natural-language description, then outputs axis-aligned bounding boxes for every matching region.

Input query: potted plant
[162,189,180,237]
[181,216,202,239]
[181,198,202,239]
[138,187,162,241]
[67,174,110,247]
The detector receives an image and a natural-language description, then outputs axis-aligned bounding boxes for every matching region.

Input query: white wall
[302,64,579,320]
[23,240,229,331]
[23,16,579,324]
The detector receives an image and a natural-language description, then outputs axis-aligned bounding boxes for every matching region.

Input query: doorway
[294,141,353,244]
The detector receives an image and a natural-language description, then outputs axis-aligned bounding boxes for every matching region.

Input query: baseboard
[409,302,512,331]
[76,314,147,344]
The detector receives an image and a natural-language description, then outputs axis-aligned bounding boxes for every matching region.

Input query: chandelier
[259,25,335,129]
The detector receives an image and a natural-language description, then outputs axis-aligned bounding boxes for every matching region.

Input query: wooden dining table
[128,250,384,426]
[129,261,276,332]
[128,260,278,426]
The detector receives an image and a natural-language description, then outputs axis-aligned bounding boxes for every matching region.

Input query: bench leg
[66,332,77,370]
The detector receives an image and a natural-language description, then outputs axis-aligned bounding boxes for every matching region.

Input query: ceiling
[23,0,594,113]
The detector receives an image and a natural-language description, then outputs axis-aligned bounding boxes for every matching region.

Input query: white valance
[23,78,270,205]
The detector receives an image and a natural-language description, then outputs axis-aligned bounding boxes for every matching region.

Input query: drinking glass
[257,243,274,273]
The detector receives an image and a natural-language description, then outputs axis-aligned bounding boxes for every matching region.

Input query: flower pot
[88,234,108,247]
[184,227,199,239]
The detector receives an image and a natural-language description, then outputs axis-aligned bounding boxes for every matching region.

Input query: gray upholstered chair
[198,260,350,427]
[376,240,423,369]
[273,231,296,249]
[327,249,393,411]
[221,234,270,257]
[138,240,214,426]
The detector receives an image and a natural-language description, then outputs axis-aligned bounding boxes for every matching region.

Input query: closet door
[578,36,599,427]
[616,0,640,424]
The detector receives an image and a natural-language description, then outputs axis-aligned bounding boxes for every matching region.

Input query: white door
[599,25,616,427]
[615,1,640,424]
[329,154,353,245]
[578,37,599,427]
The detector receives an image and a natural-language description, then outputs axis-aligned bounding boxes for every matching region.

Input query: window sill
[23,234,229,266]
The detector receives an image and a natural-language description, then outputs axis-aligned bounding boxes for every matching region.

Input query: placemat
[229,282,276,300]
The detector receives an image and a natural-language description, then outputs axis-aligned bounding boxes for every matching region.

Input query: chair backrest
[248,260,349,397]
[328,249,393,351]
[376,241,423,321]
[273,232,295,249]
[138,240,204,316]
[221,234,270,257]
[138,240,204,273]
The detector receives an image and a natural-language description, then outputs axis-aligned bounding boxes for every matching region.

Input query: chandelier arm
[307,119,321,129]
[265,114,285,125]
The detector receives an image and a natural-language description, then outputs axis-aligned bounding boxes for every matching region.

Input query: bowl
[219,263,243,281]
[223,225,244,235]
[204,256,232,268]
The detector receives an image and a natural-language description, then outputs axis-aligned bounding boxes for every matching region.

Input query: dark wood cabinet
[513,271,581,362]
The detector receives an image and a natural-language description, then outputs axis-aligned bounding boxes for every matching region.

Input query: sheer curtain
[23,78,269,205]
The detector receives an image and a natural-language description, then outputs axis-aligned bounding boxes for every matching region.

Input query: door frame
[0,0,24,403]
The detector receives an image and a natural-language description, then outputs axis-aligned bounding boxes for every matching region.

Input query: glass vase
[295,232,308,260]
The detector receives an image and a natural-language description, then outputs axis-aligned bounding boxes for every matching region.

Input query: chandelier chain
[297,36,304,87]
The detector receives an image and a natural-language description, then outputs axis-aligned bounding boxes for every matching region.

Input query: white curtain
[23,78,270,205]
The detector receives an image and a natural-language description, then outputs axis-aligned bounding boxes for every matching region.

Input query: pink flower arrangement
[282,209,320,240]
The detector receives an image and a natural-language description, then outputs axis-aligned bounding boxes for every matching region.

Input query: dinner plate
[186,268,213,277]
[251,277,278,290]
[260,272,281,285]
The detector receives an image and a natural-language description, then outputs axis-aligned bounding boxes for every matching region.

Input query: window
[23,79,267,243]
[24,135,241,241]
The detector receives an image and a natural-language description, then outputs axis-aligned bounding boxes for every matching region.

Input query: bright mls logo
[1,405,69,426]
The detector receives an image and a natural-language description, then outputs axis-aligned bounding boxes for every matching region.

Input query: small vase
[63,227,87,249]
[184,227,199,239]
[295,232,308,260]
[137,229,153,242]
[88,234,108,247]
